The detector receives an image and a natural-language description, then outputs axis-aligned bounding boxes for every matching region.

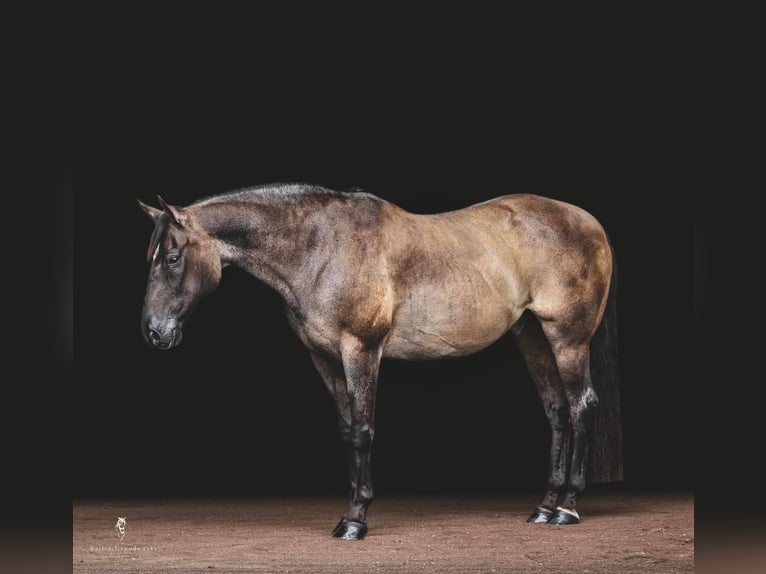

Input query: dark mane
[190,183,371,207]
[148,184,377,262]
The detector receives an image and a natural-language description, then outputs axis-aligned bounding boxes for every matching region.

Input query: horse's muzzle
[145,326,182,350]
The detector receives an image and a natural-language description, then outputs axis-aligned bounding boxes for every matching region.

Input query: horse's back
[384,193,611,296]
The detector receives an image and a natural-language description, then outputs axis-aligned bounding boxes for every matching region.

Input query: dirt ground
[73,490,693,573]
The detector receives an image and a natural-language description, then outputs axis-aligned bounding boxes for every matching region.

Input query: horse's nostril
[148,328,162,346]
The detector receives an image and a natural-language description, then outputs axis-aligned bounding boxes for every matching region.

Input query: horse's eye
[167,253,180,266]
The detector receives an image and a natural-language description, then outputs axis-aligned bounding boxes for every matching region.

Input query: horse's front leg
[330,335,383,540]
[309,337,382,540]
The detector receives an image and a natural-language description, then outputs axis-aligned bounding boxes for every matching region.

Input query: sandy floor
[73,491,693,573]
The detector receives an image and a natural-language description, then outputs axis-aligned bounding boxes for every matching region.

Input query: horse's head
[138,197,222,349]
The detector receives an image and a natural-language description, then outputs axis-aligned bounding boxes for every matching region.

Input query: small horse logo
[115,517,126,540]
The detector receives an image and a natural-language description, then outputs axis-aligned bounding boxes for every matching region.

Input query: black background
[7,13,759,574]
[74,108,693,498]
[68,17,696,500]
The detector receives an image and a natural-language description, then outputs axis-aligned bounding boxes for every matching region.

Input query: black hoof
[332,518,368,540]
[527,506,555,524]
[548,507,580,525]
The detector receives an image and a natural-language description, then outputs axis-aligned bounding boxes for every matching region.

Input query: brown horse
[139,184,622,539]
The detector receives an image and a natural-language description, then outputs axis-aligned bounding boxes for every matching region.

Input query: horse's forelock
[146,215,169,263]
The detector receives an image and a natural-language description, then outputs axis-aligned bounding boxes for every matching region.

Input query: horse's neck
[194,199,310,310]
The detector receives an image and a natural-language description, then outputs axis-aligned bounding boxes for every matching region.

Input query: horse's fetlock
[568,476,587,497]
[547,476,567,493]
[357,485,374,504]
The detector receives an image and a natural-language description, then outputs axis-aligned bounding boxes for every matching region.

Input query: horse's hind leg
[512,314,571,524]
[540,321,599,525]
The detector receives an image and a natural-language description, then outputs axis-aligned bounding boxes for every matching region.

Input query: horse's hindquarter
[382,195,612,360]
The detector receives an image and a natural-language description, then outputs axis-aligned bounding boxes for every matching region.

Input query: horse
[138,183,622,540]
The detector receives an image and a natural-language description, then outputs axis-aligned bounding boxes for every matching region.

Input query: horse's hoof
[548,507,580,525]
[332,518,368,540]
[527,506,555,524]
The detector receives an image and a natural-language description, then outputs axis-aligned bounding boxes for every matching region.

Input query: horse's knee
[341,421,374,450]
[351,422,374,449]
[338,419,352,442]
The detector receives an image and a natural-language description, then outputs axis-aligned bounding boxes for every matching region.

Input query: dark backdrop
[74,35,693,498]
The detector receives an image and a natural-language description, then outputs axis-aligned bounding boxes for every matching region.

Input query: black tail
[586,245,623,483]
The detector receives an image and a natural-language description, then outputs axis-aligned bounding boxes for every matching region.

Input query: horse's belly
[384,295,519,360]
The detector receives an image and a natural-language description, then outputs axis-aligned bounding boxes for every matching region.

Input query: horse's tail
[586,242,624,484]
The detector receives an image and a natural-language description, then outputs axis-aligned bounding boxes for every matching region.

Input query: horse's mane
[147,184,375,261]
[190,183,356,207]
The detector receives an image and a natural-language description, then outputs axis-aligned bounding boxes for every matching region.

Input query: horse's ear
[156,195,184,227]
[137,199,162,222]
